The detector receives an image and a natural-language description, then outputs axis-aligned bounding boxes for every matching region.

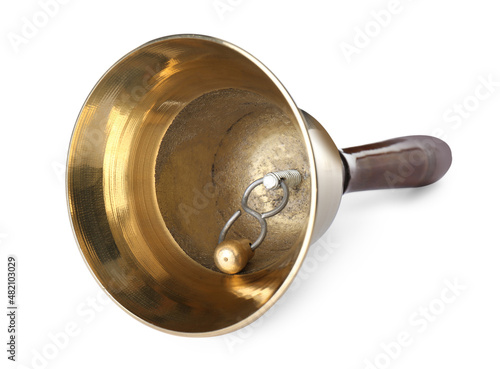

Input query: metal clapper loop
[218,169,301,250]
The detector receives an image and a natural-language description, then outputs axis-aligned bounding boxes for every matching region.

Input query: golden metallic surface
[214,239,254,274]
[155,88,311,272]
[67,35,344,336]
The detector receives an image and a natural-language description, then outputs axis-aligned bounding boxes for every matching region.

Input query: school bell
[67,35,452,336]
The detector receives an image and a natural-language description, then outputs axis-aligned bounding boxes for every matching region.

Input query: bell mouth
[67,35,318,336]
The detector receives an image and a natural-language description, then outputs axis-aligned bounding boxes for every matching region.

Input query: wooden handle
[341,136,452,193]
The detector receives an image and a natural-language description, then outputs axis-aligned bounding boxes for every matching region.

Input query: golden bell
[67,35,452,336]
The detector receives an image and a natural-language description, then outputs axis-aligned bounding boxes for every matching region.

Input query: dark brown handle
[341,135,452,193]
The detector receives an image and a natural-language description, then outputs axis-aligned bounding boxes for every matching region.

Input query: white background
[1,0,499,368]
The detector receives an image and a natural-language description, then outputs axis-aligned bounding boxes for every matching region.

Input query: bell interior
[67,36,314,335]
